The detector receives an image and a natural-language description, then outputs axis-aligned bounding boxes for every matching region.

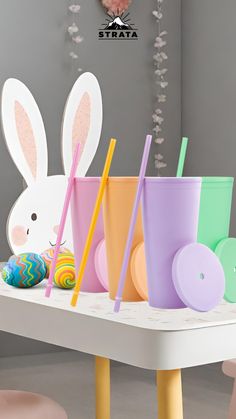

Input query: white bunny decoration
[1,73,103,255]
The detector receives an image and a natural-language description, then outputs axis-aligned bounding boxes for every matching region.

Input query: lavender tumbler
[71,177,106,293]
[142,177,202,309]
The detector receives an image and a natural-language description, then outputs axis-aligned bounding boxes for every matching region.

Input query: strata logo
[98,12,138,40]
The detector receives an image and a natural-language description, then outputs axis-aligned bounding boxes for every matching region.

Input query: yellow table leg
[95,356,110,419]
[157,369,183,419]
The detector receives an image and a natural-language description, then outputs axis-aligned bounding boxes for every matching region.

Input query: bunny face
[1,74,103,255]
[8,176,73,255]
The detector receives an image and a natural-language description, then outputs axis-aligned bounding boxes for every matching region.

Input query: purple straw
[114,135,152,312]
[45,142,81,298]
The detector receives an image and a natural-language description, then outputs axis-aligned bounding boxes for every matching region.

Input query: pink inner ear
[15,101,37,179]
[72,92,91,162]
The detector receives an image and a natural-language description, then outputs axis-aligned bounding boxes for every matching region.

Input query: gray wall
[182,0,236,236]
[0,0,181,355]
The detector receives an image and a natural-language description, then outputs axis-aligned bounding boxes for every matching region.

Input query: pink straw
[45,142,80,298]
[114,135,152,312]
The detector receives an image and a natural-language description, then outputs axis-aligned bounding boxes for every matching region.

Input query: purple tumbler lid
[144,177,202,184]
[172,243,225,312]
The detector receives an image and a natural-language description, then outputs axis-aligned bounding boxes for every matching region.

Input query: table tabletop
[0,277,236,370]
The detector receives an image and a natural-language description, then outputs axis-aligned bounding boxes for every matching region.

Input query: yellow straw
[71,138,117,307]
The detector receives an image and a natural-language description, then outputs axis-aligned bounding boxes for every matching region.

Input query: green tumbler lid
[215,238,236,303]
[201,177,234,189]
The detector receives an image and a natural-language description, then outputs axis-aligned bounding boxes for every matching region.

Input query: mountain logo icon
[105,16,132,30]
[99,12,138,40]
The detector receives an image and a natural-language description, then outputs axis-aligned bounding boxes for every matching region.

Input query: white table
[1,279,236,418]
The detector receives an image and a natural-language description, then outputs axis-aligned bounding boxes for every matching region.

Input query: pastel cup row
[71,177,234,308]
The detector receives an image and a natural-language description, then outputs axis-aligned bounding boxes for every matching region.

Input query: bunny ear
[62,72,103,177]
[1,78,48,185]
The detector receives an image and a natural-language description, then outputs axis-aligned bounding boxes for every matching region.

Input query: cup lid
[215,238,236,303]
[94,239,109,291]
[74,177,101,182]
[172,243,225,312]
[144,177,202,184]
[202,177,234,183]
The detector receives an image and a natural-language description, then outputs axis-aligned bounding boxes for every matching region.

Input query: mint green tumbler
[198,177,234,250]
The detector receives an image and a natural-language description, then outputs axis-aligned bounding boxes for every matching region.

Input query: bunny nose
[53,225,59,235]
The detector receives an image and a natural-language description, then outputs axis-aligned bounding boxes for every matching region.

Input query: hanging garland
[152,0,168,175]
[67,2,84,73]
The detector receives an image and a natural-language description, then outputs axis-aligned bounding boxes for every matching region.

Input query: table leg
[157,369,183,419]
[95,356,110,419]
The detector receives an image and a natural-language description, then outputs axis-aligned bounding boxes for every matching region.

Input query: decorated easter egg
[41,247,72,278]
[2,253,46,288]
[53,253,76,289]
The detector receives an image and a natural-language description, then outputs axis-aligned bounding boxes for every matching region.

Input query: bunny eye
[27,228,29,235]
[31,213,37,221]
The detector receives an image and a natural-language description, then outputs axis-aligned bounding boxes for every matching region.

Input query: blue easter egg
[2,253,47,288]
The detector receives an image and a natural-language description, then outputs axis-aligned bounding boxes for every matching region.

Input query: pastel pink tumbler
[142,177,202,309]
[71,177,106,292]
